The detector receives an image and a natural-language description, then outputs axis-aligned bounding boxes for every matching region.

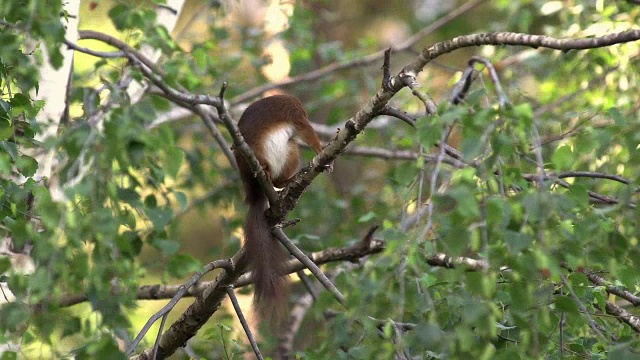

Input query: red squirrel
[234,94,326,314]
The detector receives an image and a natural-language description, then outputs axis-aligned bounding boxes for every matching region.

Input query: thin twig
[469,56,510,107]
[226,286,264,360]
[152,314,168,360]
[64,39,125,58]
[378,106,416,127]
[555,171,631,185]
[400,74,437,116]
[559,274,607,342]
[450,66,476,104]
[418,126,451,242]
[271,227,346,307]
[297,271,318,301]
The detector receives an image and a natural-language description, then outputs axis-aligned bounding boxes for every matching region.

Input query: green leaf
[357,211,376,223]
[167,254,202,278]
[61,316,82,338]
[608,107,625,126]
[116,187,140,204]
[554,296,578,314]
[551,145,573,170]
[116,232,143,258]
[0,348,18,359]
[9,93,30,108]
[0,141,18,160]
[174,191,188,210]
[16,155,38,177]
[108,4,133,30]
[151,238,180,255]
[0,153,13,174]
[165,146,184,178]
[192,47,208,69]
[146,207,173,231]
[126,140,146,166]
[0,257,10,273]
[416,118,442,148]
[0,123,11,141]
[512,103,532,124]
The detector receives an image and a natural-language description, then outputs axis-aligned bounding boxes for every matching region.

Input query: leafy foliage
[1,0,639,359]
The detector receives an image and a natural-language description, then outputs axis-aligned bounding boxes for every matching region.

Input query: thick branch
[576,268,640,306]
[270,29,640,222]
[54,238,384,308]
[404,30,640,76]
[604,301,640,333]
[425,253,489,271]
[126,259,234,356]
[129,234,384,359]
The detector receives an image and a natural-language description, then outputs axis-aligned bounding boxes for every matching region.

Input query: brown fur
[234,95,324,318]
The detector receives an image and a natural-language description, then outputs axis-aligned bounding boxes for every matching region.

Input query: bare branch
[604,301,640,333]
[399,73,437,115]
[151,314,168,360]
[276,290,314,358]
[64,39,125,58]
[418,125,451,241]
[271,227,346,307]
[214,83,279,204]
[468,56,510,107]
[53,237,385,308]
[522,173,633,206]
[450,66,476,105]
[560,274,607,341]
[381,48,393,91]
[226,287,264,360]
[377,106,416,127]
[404,30,640,76]
[274,30,640,222]
[150,91,237,169]
[554,171,632,185]
[425,253,489,271]
[573,267,640,306]
[296,271,318,301]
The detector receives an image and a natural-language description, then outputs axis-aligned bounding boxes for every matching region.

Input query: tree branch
[226,286,264,360]
[573,267,640,306]
[116,28,640,358]
[270,29,640,223]
[403,30,640,76]
[604,301,640,333]
[272,227,346,307]
[129,231,385,359]
[53,237,385,308]
[126,259,234,356]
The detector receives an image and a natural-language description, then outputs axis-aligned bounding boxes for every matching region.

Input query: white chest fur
[262,124,294,178]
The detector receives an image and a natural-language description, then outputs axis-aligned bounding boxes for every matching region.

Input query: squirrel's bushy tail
[244,187,289,317]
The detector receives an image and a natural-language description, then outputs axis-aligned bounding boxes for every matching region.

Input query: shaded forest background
[1,0,639,359]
